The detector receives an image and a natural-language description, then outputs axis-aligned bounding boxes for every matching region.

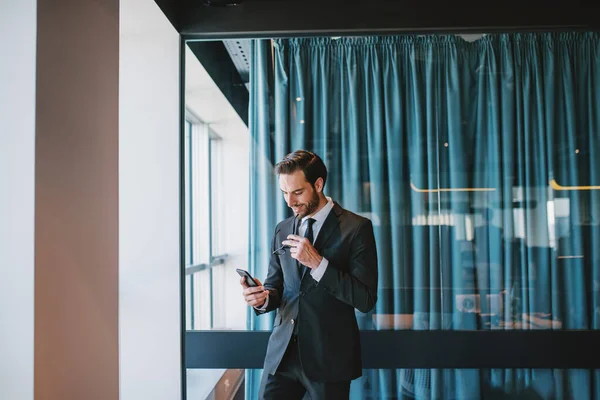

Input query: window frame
[183,111,228,331]
[177,8,600,398]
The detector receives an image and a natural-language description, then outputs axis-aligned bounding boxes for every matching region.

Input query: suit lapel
[313,202,343,252]
[301,203,343,279]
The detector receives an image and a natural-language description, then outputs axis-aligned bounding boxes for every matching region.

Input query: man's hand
[282,234,323,269]
[241,277,269,308]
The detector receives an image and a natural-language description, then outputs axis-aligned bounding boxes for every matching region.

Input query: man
[241,150,378,400]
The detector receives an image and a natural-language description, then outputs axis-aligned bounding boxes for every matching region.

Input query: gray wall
[0,1,36,399]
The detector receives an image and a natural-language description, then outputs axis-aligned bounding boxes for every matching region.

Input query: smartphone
[236,268,259,287]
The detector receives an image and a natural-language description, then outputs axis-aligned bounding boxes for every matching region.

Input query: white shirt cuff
[254,295,269,311]
[310,257,329,282]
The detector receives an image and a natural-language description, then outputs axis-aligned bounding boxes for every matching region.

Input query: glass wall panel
[183,30,600,399]
[186,368,600,400]
[352,369,600,399]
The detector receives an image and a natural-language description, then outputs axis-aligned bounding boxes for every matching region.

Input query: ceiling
[222,39,251,88]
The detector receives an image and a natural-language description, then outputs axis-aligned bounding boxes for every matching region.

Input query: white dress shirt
[256,197,334,311]
[297,196,334,282]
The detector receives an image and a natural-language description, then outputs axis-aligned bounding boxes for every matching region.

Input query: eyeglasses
[272,244,289,256]
[272,214,300,256]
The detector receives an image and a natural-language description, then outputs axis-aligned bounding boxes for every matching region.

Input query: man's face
[279,170,322,219]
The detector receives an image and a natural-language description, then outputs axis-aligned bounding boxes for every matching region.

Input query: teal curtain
[247,33,600,399]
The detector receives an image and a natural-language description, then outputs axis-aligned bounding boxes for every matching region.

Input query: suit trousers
[261,335,350,400]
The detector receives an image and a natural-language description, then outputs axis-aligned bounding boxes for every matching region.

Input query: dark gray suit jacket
[257,202,378,382]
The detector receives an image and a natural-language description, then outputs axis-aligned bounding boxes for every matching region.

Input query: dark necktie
[304,218,316,244]
[298,218,316,275]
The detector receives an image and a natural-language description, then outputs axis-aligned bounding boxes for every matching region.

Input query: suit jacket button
[291,319,295,325]
[299,291,305,296]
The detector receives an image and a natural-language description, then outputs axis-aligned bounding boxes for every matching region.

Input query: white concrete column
[0,1,36,399]
[119,0,182,399]
[2,1,181,399]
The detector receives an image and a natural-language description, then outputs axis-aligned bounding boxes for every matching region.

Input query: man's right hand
[241,277,269,308]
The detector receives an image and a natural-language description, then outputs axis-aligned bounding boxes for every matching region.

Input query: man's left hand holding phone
[238,268,269,309]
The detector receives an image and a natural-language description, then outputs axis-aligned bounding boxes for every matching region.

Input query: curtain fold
[248,33,600,399]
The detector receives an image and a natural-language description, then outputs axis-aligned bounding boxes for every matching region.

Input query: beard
[294,190,321,218]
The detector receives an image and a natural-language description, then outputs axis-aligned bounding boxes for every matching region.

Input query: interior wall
[119,0,182,398]
[0,1,36,399]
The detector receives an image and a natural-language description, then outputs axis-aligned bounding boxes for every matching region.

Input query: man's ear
[314,177,324,193]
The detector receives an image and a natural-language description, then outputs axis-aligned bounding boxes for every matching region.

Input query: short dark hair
[274,150,328,187]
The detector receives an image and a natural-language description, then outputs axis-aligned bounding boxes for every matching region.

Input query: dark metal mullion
[188,123,195,330]
[178,35,188,400]
[186,263,209,275]
[434,79,446,329]
[208,130,214,329]
[178,2,599,40]
[186,330,600,369]
[189,275,195,329]
[185,256,227,275]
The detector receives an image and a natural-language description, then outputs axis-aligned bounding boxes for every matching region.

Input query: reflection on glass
[184,43,250,330]
[188,369,598,399]
[247,32,600,333]
[184,32,600,333]
[351,369,598,399]
[187,368,245,399]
